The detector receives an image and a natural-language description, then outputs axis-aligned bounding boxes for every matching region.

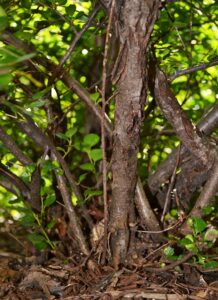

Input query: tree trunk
[109,0,159,267]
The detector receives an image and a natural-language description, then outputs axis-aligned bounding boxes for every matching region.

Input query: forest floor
[0,224,218,300]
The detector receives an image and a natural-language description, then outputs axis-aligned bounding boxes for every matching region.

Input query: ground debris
[0,250,218,299]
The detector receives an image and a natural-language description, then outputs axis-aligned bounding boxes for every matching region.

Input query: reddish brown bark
[109,0,159,267]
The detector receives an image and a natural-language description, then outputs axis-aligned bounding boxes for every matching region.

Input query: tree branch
[155,68,212,166]
[148,103,218,195]
[169,60,218,82]
[0,126,32,166]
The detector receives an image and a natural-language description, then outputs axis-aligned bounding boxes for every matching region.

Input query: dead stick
[144,252,194,272]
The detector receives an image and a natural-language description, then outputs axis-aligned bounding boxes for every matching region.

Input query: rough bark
[148,103,218,206]
[109,0,159,267]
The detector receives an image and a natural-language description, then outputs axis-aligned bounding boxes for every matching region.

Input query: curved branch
[148,103,218,195]
[169,60,218,82]
[0,126,32,166]
[155,68,212,166]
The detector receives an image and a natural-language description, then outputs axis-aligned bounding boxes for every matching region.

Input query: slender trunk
[109,0,159,267]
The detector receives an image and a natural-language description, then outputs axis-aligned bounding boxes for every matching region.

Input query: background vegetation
[0,0,217,269]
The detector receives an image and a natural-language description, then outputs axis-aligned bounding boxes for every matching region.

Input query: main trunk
[109,0,159,267]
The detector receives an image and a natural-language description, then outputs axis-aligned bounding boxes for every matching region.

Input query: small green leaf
[0,73,12,89]
[80,163,95,172]
[84,189,102,201]
[164,246,175,257]
[56,132,69,140]
[204,228,218,242]
[78,173,87,183]
[57,0,67,5]
[47,219,57,230]
[202,206,214,215]
[192,216,207,234]
[65,127,77,138]
[180,235,194,246]
[32,87,50,100]
[89,148,102,162]
[204,260,218,269]
[27,233,48,250]
[66,4,76,15]
[0,16,8,32]
[0,6,8,32]
[83,133,100,149]
[90,92,100,102]
[28,99,50,108]
[44,194,56,207]
[26,164,36,174]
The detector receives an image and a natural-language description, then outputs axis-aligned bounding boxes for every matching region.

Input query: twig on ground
[144,252,194,272]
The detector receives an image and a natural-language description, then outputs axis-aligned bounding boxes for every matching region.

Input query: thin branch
[169,60,218,81]
[50,4,100,82]
[144,251,194,272]
[161,144,181,223]
[17,114,84,203]
[0,164,30,200]
[101,0,115,265]
[50,152,90,257]
[0,126,32,166]
[185,155,218,219]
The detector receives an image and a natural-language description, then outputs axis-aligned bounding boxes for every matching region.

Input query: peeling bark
[109,0,159,267]
[154,69,211,166]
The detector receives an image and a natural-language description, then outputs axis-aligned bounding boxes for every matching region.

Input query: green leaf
[44,194,56,207]
[65,127,77,138]
[84,189,102,201]
[78,173,87,183]
[80,163,95,172]
[0,16,8,32]
[32,87,51,100]
[0,73,12,89]
[164,246,175,257]
[192,216,207,234]
[27,233,48,250]
[204,228,218,242]
[204,260,218,269]
[26,164,36,174]
[66,4,76,15]
[56,132,69,140]
[83,133,100,149]
[46,219,57,230]
[28,99,50,108]
[0,6,7,32]
[19,213,35,227]
[202,206,214,215]
[89,148,102,162]
[57,0,67,5]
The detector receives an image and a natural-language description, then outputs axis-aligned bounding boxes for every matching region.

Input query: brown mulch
[0,252,218,300]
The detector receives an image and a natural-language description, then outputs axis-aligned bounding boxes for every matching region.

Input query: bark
[109,0,159,267]
[154,69,211,166]
[148,103,218,204]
